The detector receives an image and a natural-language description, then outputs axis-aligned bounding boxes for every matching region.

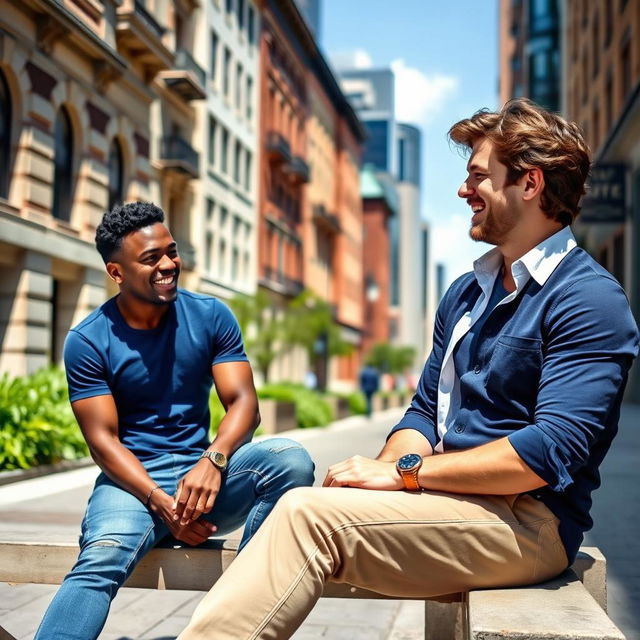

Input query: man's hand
[173,459,223,526]
[148,488,217,545]
[323,455,404,491]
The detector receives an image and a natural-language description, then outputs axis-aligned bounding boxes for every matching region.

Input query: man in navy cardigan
[179,99,639,640]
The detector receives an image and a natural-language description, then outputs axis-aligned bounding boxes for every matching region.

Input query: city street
[1,405,638,639]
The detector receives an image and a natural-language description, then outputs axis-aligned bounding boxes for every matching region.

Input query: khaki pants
[179,486,568,640]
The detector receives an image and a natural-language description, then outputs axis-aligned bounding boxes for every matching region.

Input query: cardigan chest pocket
[485,335,543,406]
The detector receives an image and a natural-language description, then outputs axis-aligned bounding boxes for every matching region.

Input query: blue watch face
[398,453,422,470]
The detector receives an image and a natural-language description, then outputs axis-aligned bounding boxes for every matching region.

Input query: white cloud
[390,59,458,126]
[430,214,488,286]
[329,49,373,71]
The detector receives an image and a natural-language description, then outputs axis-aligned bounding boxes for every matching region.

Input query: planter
[259,398,297,434]
[325,396,351,421]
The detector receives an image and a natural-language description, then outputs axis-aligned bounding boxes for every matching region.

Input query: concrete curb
[0,457,95,487]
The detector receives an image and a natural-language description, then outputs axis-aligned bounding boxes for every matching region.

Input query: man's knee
[258,438,315,487]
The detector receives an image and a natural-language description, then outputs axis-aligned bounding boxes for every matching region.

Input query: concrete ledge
[468,569,625,640]
[258,398,297,434]
[0,457,94,487]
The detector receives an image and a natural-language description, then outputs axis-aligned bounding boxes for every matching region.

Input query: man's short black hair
[95,201,165,263]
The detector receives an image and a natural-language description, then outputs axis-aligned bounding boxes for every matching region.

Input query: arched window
[107,138,124,210]
[0,71,11,198]
[52,107,73,221]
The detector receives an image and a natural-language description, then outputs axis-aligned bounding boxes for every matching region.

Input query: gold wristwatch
[200,450,228,471]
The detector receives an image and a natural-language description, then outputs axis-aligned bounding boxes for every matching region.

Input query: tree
[283,290,353,391]
[365,341,416,376]
[228,291,283,384]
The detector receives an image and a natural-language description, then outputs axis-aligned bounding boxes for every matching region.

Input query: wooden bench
[0,540,625,639]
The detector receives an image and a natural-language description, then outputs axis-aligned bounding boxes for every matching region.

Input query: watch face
[213,452,228,469]
[398,453,422,471]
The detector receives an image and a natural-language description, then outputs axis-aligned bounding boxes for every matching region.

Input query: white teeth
[154,276,174,285]
[471,205,484,212]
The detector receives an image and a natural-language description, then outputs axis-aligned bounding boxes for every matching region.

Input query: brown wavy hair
[448,99,591,226]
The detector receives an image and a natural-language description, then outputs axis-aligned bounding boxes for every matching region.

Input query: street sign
[581,164,627,223]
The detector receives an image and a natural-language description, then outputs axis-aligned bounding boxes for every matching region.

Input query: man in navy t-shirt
[35,202,314,640]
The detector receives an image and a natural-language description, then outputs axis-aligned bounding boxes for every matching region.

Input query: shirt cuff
[508,428,574,492]
[387,415,438,451]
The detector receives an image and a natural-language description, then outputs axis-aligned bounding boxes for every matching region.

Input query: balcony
[116,0,172,76]
[312,204,341,234]
[158,135,199,179]
[266,132,291,164]
[284,155,310,185]
[262,266,304,297]
[159,48,206,101]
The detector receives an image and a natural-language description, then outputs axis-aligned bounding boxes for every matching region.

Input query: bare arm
[417,436,546,495]
[173,361,259,524]
[325,431,545,494]
[72,394,160,503]
[72,395,216,545]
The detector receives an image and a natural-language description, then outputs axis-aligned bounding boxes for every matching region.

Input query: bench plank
[468,569,625,640]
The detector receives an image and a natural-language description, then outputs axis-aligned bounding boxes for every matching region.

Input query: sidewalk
[0,408,425,639]
[1,403,639,639]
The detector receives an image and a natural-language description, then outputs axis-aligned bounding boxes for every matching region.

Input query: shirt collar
[473,226,577,293]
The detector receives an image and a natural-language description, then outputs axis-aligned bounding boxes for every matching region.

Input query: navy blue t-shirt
[64,290,248,460]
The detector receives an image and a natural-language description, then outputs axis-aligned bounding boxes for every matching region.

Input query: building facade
[498,0,640,401]
[192,0,260,301]
[0,0,201,375]
[256,0,364,388]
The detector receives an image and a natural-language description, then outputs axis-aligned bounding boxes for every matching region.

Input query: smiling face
[107,223,181,306]
[458,138,524,247]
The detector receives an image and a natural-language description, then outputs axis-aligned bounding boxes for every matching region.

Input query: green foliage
[365,342,417,374]
[229,291,284,383]
[208,388,226,437]
[0,367,88,471]
[284,291,353,362]
[258,383,333,429]
[345,391,367,415]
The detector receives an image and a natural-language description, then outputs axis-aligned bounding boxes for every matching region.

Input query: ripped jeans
[34,438,315,640]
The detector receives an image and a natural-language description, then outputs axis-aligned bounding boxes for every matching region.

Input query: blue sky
[320,0,499,284]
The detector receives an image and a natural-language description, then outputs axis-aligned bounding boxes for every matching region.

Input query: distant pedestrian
[359,365,380,417]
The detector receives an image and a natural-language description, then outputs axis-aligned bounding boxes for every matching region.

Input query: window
[234,141,242,183]
[246,76,253,121]
[592,100,600,150]
[208,115,217,166]
[236,62,243,110]
[621,36,631,101]
[221,127,229,173]
[237,0,245,30]
[592,12,600,77]
[205,231,213,273]
[226,0,233,14]
[52,107,73,222]
[605,70,613,128]
[605,0,613,46]
[107,138,124,211]
[210,30,219,84]
[232,247,239,281]
[0,71,11,198]
[223,47,231,98]
[244,151,252,191]
[248,6,255,45]
[219,239,227,277]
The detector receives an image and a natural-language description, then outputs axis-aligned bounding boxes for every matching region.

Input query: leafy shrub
[258,383,333,429]
[0,367,88,471]
[345,391,367,415]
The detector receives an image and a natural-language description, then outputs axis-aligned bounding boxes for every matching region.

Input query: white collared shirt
[434,225,577,452]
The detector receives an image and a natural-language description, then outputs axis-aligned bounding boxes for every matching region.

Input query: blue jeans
[34,438,314,640]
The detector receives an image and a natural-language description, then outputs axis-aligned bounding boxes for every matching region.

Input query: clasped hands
[147,458,221,546]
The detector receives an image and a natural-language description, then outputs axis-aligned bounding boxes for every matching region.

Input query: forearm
[209,392,259,457]
[377,428,433,462]
[88,436,158,504]
[418,437,546,495]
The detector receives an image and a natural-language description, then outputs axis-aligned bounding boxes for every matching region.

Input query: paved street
[1,404,639,639]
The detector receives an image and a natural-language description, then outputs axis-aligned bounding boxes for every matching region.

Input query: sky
[320,0,500,285]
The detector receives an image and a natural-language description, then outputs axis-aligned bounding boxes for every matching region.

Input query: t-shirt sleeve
[211,299,249,365]
[63,330,112,402]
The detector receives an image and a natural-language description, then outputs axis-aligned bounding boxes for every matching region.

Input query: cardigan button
[473,364,481,374]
